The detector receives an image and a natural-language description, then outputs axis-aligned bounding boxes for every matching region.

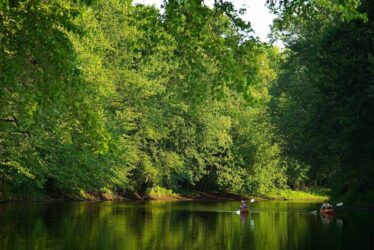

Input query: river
[0,200,372,250]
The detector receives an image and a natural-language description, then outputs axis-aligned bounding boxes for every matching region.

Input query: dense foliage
[0,0,286,199]
[268,0,374,202]
[0,0,372,203]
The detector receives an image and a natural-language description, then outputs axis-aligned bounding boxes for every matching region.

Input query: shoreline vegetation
[4,187,372,210]
[1,1,373,206]
[0,186,329,203]
[147,188,330,202]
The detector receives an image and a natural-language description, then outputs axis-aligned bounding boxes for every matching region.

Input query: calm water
[0,201,372,250]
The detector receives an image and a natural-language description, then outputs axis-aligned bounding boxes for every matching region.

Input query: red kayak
[320,209,334,215]
[240,208,249,214]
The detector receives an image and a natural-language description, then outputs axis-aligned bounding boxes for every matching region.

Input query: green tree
[270,0,374,201]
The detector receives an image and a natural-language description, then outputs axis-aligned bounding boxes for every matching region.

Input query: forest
[0,0,373,204]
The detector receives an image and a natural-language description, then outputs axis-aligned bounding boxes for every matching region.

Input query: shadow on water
[0,201,372,250]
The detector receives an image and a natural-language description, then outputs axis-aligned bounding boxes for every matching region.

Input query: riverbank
[1,186,329,202]
[145,186,329,201]
[0,186,331,203]
[264,188,330,200]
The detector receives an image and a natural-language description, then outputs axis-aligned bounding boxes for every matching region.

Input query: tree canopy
[0,0,372,203]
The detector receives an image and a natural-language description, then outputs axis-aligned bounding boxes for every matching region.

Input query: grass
[147,186,182,200]
[148,186,176,196]
[146,186,330,201]
[147,186,331,201]
[265,187,330,200]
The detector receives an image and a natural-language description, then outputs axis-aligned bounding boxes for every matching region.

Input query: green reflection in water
[0,201,372,250]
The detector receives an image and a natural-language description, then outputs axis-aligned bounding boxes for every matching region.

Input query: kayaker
[240,200,248,210]
[320,200,333,212]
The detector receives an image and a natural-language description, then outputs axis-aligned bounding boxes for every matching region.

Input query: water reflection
[240,211,249,223]
[250,219,255,231]
[0,201,372,250]
[320,213,334,225]
[336,218,343,229]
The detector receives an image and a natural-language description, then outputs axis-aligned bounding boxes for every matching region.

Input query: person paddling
[240,201,249,222]
[320,200,333,212]
[240,200,248,210]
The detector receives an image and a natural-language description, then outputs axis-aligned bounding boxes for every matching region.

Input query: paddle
[311,202,344,214]
[236,198,255,214]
